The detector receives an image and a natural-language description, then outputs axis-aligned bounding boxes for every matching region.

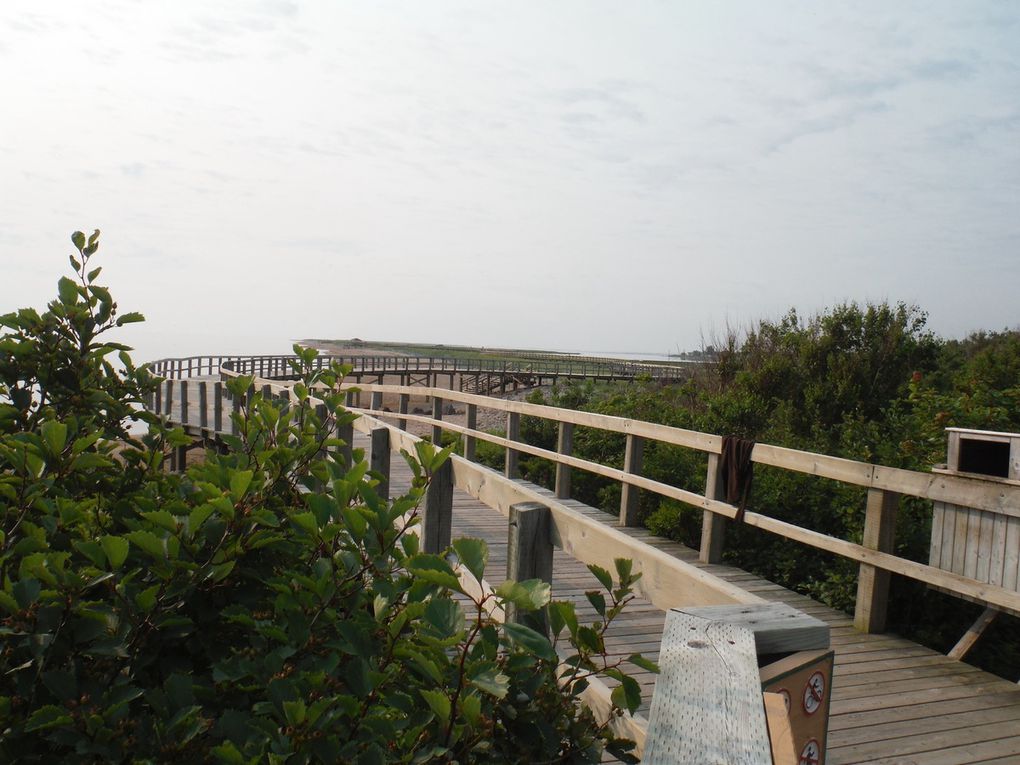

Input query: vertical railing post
[619,434,645,526]
[505,411,520,479]
[422,459,453,554]
[214,382,223,433]
[398,393,409,431]
[198,382,208,429]
[507,502,553,635]
[337,419,354,472]
[854,488,901,633]
[555,422,574,499]
[154,381,162,417]
[464,403,477,462]
[432,396,444,445]
[164,380,174,417]
[370,427,391,502]
[231,387,241,437]
[370,391,383,411]
[700,452,727,563]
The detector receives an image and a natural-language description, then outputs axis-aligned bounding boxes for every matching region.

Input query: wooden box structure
[929,428,1020,616]
[643,604,830,765]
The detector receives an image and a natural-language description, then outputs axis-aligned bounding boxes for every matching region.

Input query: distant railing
[148,353,693,383]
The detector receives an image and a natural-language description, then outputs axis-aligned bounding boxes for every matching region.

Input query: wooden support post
[700,453,727,564]
[231,388,241,436]
[164,379,173,417]
[854,488,901,633]
[398,393,409,431]
[198,382,208,428]
[464,403,477,461]
[370,427,391,502]
[555,422,574,499]
[422,459,453,554]
[337,421,353,471]
[505,411,520,479]
[432,396,444,445]
[179,381,189,424]
[507,502,554,635]
[213,382,223,433]
[619,434,644,526]
[948,606,999,660]
[345,390,356,407]
[174,444,188,473]
[370,391,383,411]
[154,383,162,417]
[314,404,328,462]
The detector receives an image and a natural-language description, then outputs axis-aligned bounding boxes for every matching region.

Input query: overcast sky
[2,1,1018,361]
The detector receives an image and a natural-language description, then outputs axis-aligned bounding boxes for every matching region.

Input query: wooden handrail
[155,360,1020,630]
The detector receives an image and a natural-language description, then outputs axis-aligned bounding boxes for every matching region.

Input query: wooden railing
[149,364,1020,633]
[148,353,691,382]
[336,382,1020,631]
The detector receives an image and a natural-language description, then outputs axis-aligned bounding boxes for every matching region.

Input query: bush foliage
[508,305,1020,679]
[0,232,652,763]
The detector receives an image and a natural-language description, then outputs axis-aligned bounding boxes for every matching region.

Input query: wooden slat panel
[1003,516,1020,591]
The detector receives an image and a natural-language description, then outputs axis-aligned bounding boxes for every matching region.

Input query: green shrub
[0,232,651,763]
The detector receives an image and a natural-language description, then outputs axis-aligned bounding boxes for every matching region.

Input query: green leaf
[283,699,307,726]
[73,540,106,568]
[610,675,642,715]
[503,622,557,661]
[0,591,20,614]
[58,276,79,306]
[627,654,660,673]
[212,742,246,765]
[136,585,159,612]
[100,536,130,570]
[87,266,102,282]
[71,231,86,250]
[420,689,450,725]
[588,564,613,592]
[423,597,464,637]
[406,554,462,592]
[586,591,606,616]
[451,538,487,582]
[116,312,145,326]
[459,693,482,726]
[125,530,166,559]
[40,420,67,455]
[25,704,72,732]
[229,470,253,501]
[288,511,318,535]
[13,578,41,608]
[468,667,509,699]
[549,600,578,639]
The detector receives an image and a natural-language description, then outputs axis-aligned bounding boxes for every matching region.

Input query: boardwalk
[156,370,1020,763]
[379,444,1020,765]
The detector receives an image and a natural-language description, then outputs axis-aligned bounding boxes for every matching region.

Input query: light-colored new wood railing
[335,381,1020,631]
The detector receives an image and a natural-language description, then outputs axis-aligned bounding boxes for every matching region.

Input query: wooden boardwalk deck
[159,376,1020,763]
[379,443,1020,764]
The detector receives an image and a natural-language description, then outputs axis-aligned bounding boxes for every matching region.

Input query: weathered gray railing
[148,353,691,383]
